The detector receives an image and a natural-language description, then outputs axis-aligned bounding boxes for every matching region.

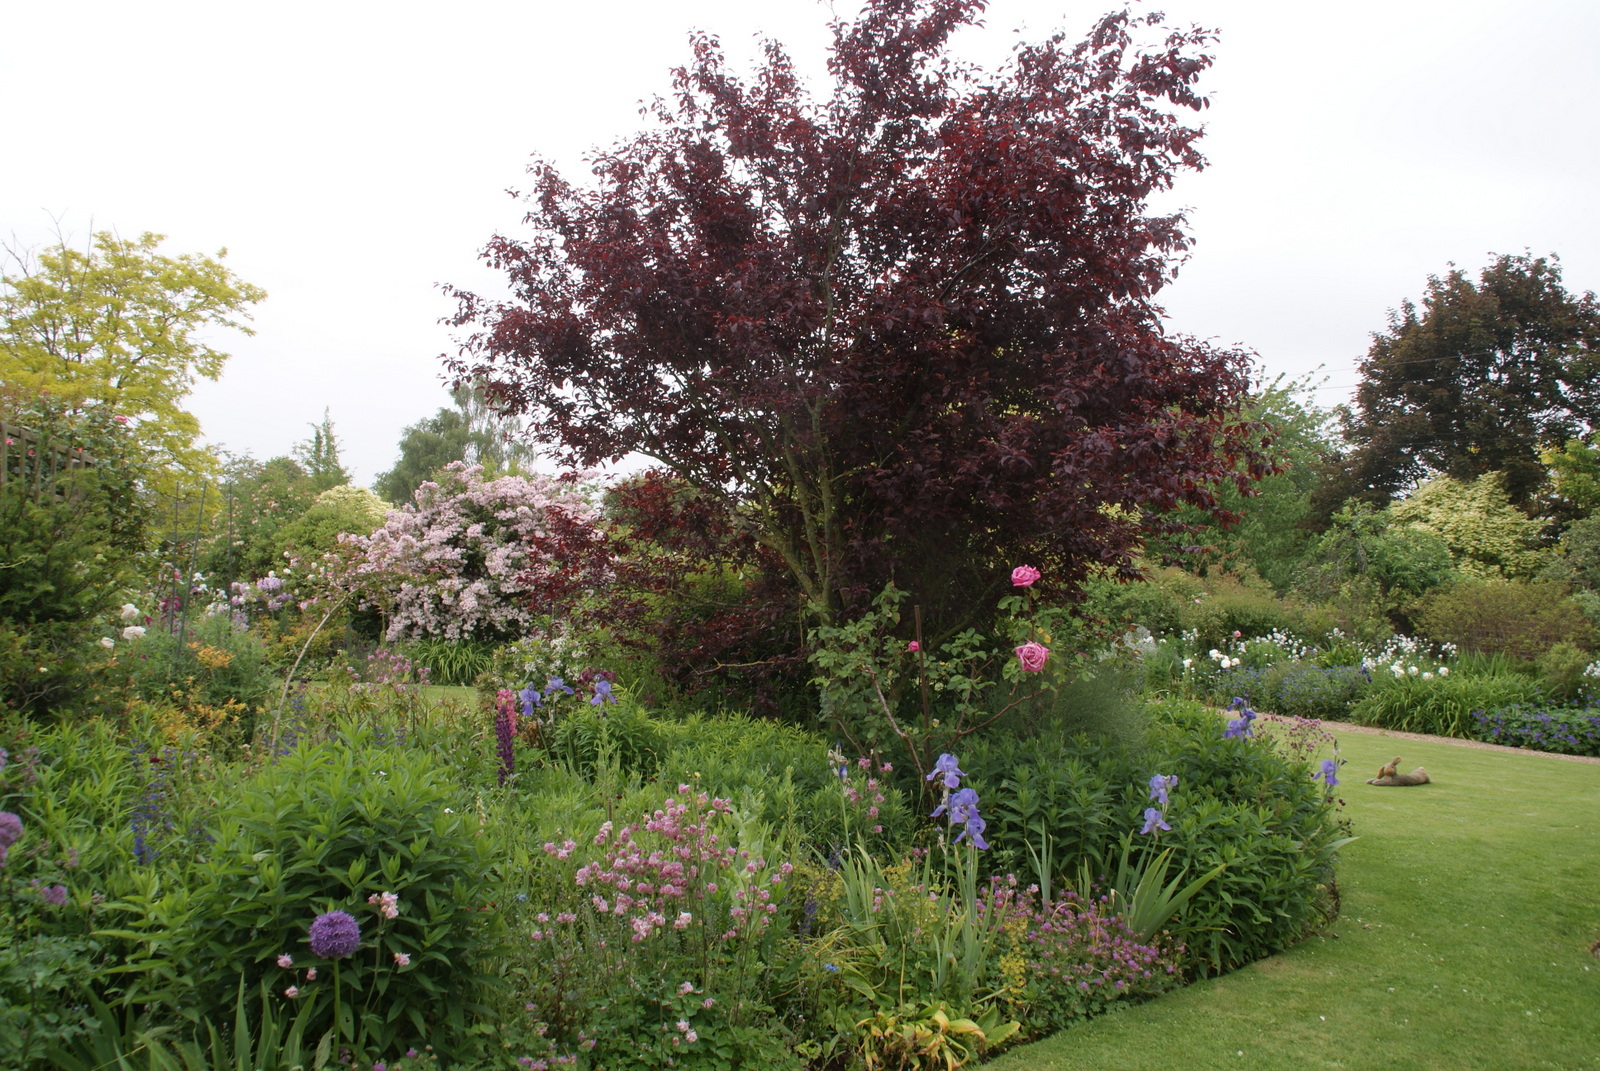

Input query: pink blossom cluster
[977,880,1180,1017]
[541,787,789,948]
[367,890,400,920]
[337,463,608,643]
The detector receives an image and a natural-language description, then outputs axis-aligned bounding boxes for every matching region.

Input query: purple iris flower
[933,786,980,821]
[590,680,618,706]
[1140,808,1171,835]
[1317,759,1339,787]
[1148,774,1177,807]
[544,676,575,697]
[925,753,965,790]
[1223,697,1257,739]
[954,813,990,850]
[518,684,543,718]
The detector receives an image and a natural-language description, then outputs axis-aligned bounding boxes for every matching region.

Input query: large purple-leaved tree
[445,0,1270,635]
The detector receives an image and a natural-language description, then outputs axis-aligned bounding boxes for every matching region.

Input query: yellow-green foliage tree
[276,483,390,560]
[0,230,266,485]
[1388,472,1547,578]
[1541,435,1600,518]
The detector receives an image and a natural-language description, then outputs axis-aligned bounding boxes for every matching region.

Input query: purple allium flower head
[590,679,618,706]
[1148,774,1177,807]
[925,753,965,790]
[309,910,362,959]
[1317,759,1339,788]
[42,883,69,906]
[0,811,21,848]
[1140,808,1171,835]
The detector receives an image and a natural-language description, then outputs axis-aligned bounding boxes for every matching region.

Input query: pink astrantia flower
[305,967,317,980]
[277,954,294,969]
[394,952,411,967]
[1015,641,1050,673]
[284,986,300,998]
[1011,565,1041,587]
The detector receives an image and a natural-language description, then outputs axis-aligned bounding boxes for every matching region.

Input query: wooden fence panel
[0,419,96,502]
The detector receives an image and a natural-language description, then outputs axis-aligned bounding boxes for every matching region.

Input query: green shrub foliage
[184,728,504,1060]
[963,700,1346,977]
[1413,579,1594,662]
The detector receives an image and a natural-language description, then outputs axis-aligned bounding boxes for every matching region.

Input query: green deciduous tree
[1155,376,1337,591]
[202,455,320,585]
[1540,434,1600,521]
[1335,253,1600,507]
[374,385,534,505]
[0,230,266,485]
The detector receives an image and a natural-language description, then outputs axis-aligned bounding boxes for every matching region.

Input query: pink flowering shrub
[980,883,1182,1038]
[338,463,609,643]
[510,786,803,1069]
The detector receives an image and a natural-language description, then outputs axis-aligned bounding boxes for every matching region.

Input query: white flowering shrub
[338,463,609,643]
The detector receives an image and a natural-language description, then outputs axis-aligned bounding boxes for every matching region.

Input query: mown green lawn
[987,728,1600,1071]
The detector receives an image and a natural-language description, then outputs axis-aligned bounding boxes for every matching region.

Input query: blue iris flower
[590,680,619,706]
[518,684,543,719]
[544,676,575,697]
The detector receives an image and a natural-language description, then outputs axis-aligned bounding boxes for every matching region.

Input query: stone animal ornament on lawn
[1367,756,1430,786]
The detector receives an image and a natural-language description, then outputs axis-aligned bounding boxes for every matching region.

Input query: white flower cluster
[1583,661,1600,680]
[1359,633,1453,680]
[1207,648,1241,670]
[1256,628,1313,661]
[101,604,147,648]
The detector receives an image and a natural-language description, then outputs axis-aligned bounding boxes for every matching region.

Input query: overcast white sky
[5,0,1597,486]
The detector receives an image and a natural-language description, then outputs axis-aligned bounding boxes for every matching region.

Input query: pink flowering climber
[1015,641,1050,673]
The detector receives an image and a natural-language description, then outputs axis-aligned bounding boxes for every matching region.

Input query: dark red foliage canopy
[446,0,1270,633]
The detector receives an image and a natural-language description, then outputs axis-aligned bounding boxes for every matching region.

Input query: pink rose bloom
[1011,565,1041,587]
[1015,641,1050,673]
[907,640,921,652]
